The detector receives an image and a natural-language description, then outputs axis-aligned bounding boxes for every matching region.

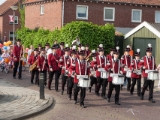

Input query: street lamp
[10,6,18,45]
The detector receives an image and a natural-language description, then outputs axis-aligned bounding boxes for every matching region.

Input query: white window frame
[103,7,115,21]
[155,11,160,23]
[40,5,44,15]
[76,5,88,20]
[9,16,18,24]
[9,31,13,41]
[131,9,142,23]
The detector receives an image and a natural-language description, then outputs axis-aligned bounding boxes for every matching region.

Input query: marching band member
[96,47,108,99]
[28,48,39,84]
[85,44,91,57]
[138,44,156,103]
[68,49,77,100]
[57,42,65,57]
[106,48,114,61]
[38,44,42,54]
[105,47,123,105]
[89,50,98,93]
[73,50,90,108]
[130,49,141,96]
[96,44,103,56]
[37,48,48,86]
[13,39,23,80]
[76,44,82,58]
[59,44,70,95]
[121,45,132,91]
[48,44,60,91]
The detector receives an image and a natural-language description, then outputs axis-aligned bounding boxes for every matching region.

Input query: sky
[0,0,6,5]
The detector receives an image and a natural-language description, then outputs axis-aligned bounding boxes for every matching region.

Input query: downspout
[61,0,64,27]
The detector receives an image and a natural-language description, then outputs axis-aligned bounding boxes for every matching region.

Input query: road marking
[127,109,139,115]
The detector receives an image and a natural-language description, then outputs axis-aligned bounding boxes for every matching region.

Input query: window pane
[155,12,160,22]
[105,9,113,20]
[133,11,140,21]
[77,6,87,17]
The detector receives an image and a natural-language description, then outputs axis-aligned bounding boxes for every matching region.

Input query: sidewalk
[0,79,53,120]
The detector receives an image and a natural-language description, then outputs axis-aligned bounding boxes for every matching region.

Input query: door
[133,38,156,58]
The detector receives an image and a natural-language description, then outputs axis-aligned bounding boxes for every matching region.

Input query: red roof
[0,0,18,15]
[24,0,160,6]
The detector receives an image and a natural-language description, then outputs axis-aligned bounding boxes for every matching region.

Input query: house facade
[25,0,160,32]
[0,0,21,42]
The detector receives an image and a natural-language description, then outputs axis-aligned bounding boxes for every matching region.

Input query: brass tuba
[29,59,38,72]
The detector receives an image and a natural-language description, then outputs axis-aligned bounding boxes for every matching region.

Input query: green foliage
[19,1,25,28]
[16,21,115,53]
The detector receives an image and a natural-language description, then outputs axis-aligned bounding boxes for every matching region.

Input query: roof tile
[0,0,18,15]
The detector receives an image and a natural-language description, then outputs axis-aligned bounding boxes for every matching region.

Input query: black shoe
[74,101,77,104]
[80,104,86,108]
[140,94,144,100]
[56,90,59,92]
[107,98,110,103]
[61,91,64,95]
[44,83,47,86]
[89,88,91,92]
[13,77,16,79]
[31,81,34,84]
[68,95,71,100]
[137,93,140,97]
[95,92,99,96]
[115,101,121,105]
[130,91,133,95]
[148,99,155,103]
[48,87,51,90]
[102,95,107,99]
[19,78,22,80]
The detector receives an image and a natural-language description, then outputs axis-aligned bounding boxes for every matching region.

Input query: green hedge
[16,21,115,53]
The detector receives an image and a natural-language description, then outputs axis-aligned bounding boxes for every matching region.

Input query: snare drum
[101,71,108,79]
[78,78,91,88]
[147,71,159,80]
[112,74,124,85]
[126,70,132,78]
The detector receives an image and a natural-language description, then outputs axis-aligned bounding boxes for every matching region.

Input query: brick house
[0,0,21,42]
[24,0,160,34]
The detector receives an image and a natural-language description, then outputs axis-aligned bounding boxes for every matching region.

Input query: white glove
[120,71,123,74]
[38,68,41,71]
[50,68,53,71]
[143,66,146,69]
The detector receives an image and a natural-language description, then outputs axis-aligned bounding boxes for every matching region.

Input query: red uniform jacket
[121,55,132,74]
[28,55,38,70]
[106,54,113,61]
[68,58,77,77]
[37,55,48,71]
[96,55,107,77]
[105,59,122,82]
[58,55,70,74]
[56,48,64,57]
[73,59,90,84]
[48,53,60,71]
[138,56,156,78]
[130,59,141,78]
[13,45,23,62]
[85,50,91,56]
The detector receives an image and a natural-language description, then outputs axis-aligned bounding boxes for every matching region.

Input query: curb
[10,96,55,120]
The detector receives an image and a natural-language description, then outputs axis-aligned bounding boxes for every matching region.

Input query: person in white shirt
[72,36,80,45]
[27,45,34,62]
